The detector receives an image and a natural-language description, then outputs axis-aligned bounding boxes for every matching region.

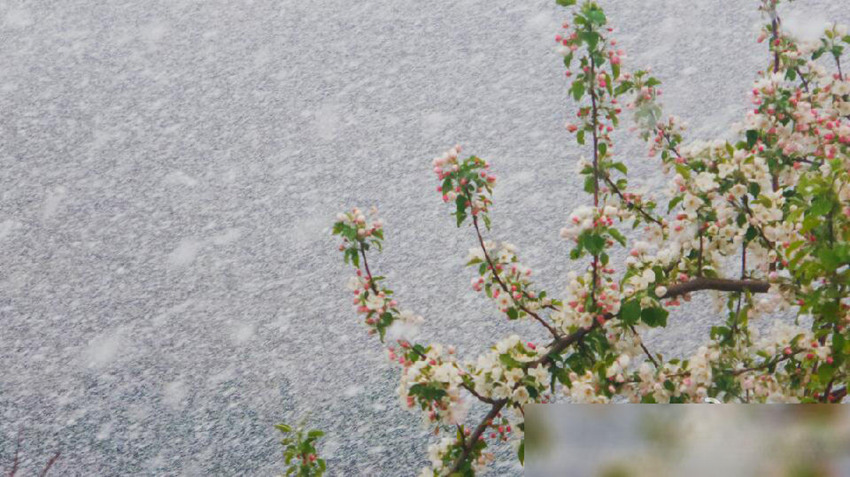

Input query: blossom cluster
[466,241,555,318]
[466,335,549,405]
[397,344,472,426]
[420,436,493,477]
[433,145,496,227]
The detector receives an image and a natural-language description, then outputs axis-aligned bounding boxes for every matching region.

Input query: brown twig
[771,16,781,74]
[359,248,379,295]
[461,383,498,405]
[630,324,659,368]
[7,428,21,477]
[602,174,663,226]
[730,351,798,376]
[38,452,60,477]
[469,211,560,338]
[588,55,602,303]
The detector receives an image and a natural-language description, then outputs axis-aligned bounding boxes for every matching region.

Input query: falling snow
[1,0,848,475]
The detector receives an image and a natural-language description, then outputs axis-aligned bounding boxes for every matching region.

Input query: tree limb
[661,277,770,299]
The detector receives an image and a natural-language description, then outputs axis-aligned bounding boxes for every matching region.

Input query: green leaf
[307,430,325,439]
[800,214,820,234]
[586,9,606,26]
[507,307,519,320]
[571,80,586,101]
[580,31,599,50]
[499,353,523,368]
[667,195,683,213]
[746,130,759,149]
[748,181,760,198]
[809,197,832,217]
[817,363,835,383]
[641,307,668,327]
[785,68,797,81]
[818,248,840,273]
[408,383,448,402]
[556,0,576,5]
[580,232,606,255]
[569,247,582,260]
[276,424,292,433]
[482,213,492,231]
[608,228,626,247]
[612,62,620,80]
[611,162,628,175]
[621,300,641,325]
[583,175,595,194]
[518,440,525,465]
[614,81,633,96]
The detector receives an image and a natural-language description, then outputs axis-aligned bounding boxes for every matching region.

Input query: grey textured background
[1,0,847,475]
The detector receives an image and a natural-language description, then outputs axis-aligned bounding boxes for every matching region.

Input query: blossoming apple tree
[322,0,850,474]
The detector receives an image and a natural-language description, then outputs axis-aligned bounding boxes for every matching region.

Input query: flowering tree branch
[317,0,850,474]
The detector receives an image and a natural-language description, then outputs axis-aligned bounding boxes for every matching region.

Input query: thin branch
[470,212,560,338]
[661,131,683,160]
[589,73,600,209]
[602,174,663,226]
[630,324,659,368]
[697,229,704,277]
[771,16,781,74]
[461,383,498,405]
[7,428,21,477]
[520,290,561,312]
[730,351,798,376]
[735,199,778,253]
[359,248,379,295]
[794,66,810,92]
[588,49,602,305]
[741,197,749,280]
[38,453,60,477]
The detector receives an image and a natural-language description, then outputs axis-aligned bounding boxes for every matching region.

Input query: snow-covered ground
[1,0,847,475]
